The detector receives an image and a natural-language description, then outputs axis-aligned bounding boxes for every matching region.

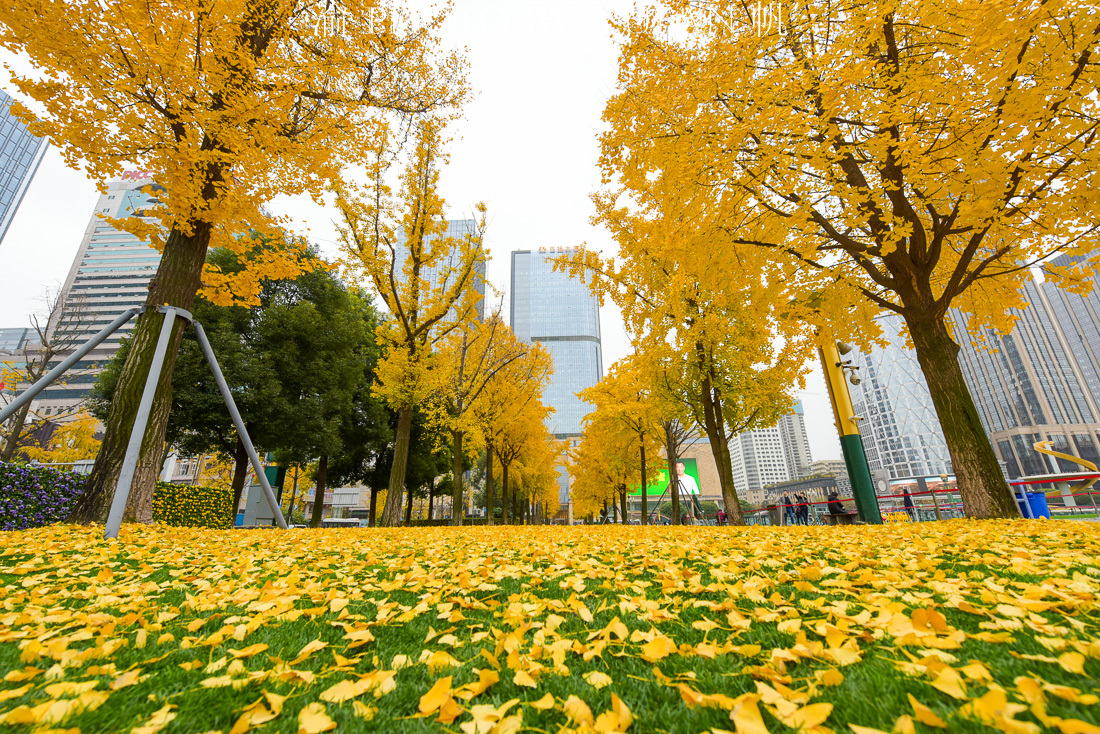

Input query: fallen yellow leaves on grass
[0,521,1096,733]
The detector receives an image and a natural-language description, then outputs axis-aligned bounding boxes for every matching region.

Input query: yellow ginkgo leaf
[785,702,833,729]
[1058,652,1086,675]
[419,676,453,715]
[584,671,613,690]
[640,636,676,662]
[513,670,538,688]
[131,704,177,734]
[319,679,359,704]
[290,640,328,665]
[729,694,769,734]
[564,695,595,727]
[297,703,336,734]
[529,693,555,710]
[907,694,947,728]
[111,669,143,690]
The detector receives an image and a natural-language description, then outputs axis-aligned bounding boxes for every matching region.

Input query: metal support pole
[0,307,143,424]
[192,321,287,529]
[104,307,177,540]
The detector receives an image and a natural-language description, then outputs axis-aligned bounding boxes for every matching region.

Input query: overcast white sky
[0,0,841,461]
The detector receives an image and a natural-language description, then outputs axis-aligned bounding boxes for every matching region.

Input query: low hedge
[0,462,86,531]
[152,481,234,529]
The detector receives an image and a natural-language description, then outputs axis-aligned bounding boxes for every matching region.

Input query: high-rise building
[510,247,603,437]
[951,257,1100,478]
[510,247,603,512]
[850,313,954,480]
[777,401,812,479]
[395,219,486,323]
[727,402,816,501]
[729,424,792,496]
[0,328,33,353]
[0,90,49,246]
[39,171,165,413]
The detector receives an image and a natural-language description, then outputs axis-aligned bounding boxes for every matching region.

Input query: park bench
[824,512,857,526]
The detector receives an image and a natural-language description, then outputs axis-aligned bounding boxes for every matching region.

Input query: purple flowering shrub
[0,462,86,531]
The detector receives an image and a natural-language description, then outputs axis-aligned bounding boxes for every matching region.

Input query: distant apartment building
[951,256,1100,478]
[510,246,603,512]
[0,89,48,247]
[850,313,954,480]
[778,402,813,479]
[38,172,165,414]
[728,401,815,503]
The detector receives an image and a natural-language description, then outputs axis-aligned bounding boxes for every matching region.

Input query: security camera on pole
[820,340,882,524]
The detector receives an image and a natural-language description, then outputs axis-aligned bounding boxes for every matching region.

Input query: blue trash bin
[1017,492,1051,519]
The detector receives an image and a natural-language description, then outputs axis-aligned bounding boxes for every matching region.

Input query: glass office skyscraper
[510,248,603,513]
[849,313,954,480]
[951,256,1100,478]
[510,247,603,437]
[0,90,48,246]
[40,172,166,412]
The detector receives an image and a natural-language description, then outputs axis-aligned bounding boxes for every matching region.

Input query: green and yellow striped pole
[820,340,882,524]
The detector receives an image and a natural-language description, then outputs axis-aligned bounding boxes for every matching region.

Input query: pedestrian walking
[903,488,916,522]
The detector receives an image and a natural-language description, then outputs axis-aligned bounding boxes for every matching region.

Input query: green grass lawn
[0,521,1098,733]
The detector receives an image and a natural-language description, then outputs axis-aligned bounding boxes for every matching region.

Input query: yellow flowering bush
[151,482,234,529]
[0,522,1097,733]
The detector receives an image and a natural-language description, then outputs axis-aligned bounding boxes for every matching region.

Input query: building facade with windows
[0,89,48,247]
[728,401,816,503]
[950,257,1100,478]
[778,401,813,479]
[510,247,603,511]
[849,313,954,481]
[39,172,165,413]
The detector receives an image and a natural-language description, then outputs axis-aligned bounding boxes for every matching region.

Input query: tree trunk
[512,487,518,525]
[451,429,464,526]
[0,401,33,462]
[368,485,379,527]
[380,407,413,526]
[700,375,745,525]
[665,422,680,524]
[485,445,494,525]
[620,484,627,524]
[907,316,1018,518]
[427,475,435,520]
[309,454,328,528]
[229,435,249,523]
[501,461,510,525]
[639,439,648,525]
[71,221,212,524]
[405,481,415,523]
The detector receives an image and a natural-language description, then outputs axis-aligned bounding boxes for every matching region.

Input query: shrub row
[152,481,234,530]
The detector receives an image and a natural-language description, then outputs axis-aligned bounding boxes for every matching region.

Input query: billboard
[628,458,701,497]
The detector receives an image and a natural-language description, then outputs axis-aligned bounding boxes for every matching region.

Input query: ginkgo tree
[601,0,1100,518]
[577,356,666,524]
[471,339,553,524]
[567,191,812,524]
[1,0,468,524]
[430,311,529,526]
[335,119,487,527]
